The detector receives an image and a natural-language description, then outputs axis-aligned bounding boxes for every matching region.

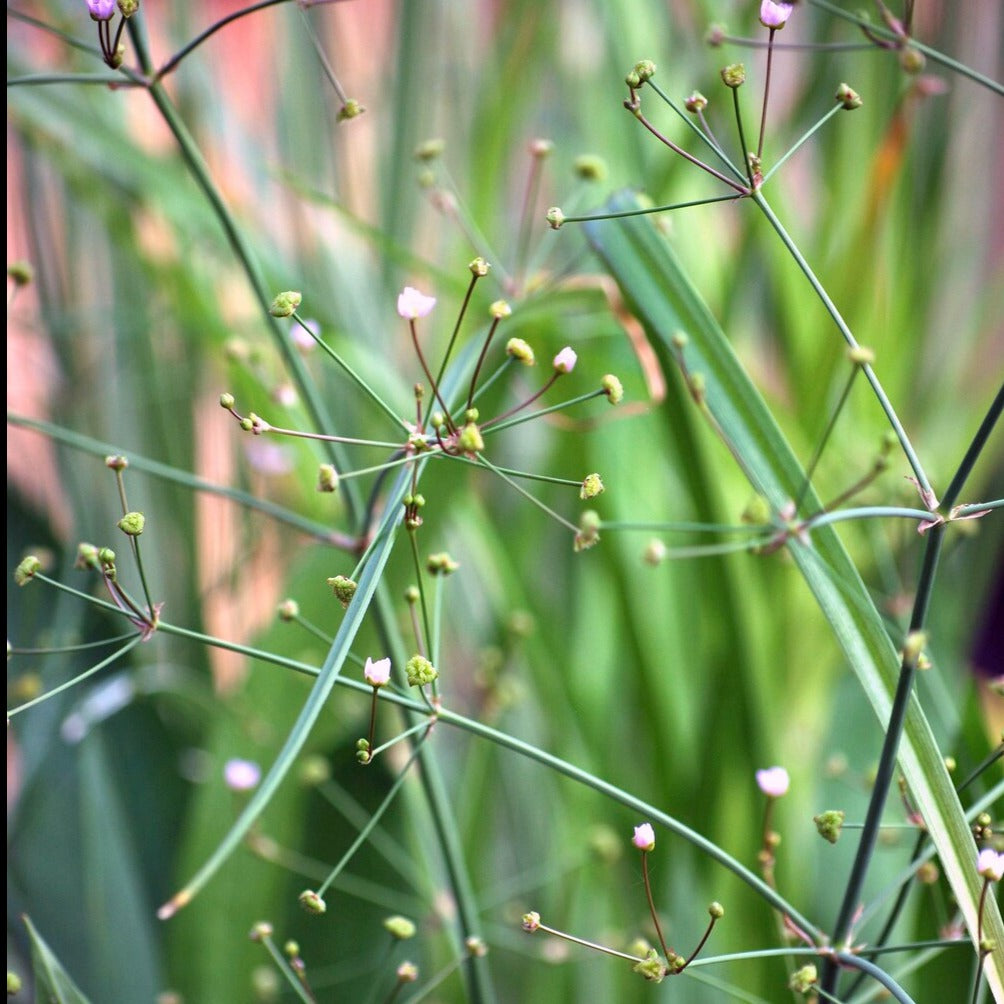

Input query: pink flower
[224,758,261,791]
[632,822,656,851]
[87,0,116,20]
[756,766,790,798]
[978,848,1004,882]
[759,1,794,29]
[291,317,320,352]
[552,346,577,373]
[364,656,392,688]
[397,286,437,320]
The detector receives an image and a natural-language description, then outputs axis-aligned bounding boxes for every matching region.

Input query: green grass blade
[23,915,94,1004]
[584,192,1003,996]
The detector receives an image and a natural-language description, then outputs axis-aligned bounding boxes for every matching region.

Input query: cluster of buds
[85,0,140,69]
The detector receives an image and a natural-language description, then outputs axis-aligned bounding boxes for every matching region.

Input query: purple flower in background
[756,766,790,798]
[224,758,261,791]
[760,1,794,29]
[86,0,116,20]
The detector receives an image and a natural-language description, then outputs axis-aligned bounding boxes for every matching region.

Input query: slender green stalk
[473,454,578,533]
[553,193,745,227]
[730,86,756,190]
[482,389,607,434]
[258,933,315,1004]
[752,193,933,501]
[762,104,843,186]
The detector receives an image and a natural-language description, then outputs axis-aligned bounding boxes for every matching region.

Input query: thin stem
[757,28,777,162]
[730,86,756,189]
[941,381,1004,511]
[762,103,843,186]
[437,272,480,413]
[406,531,433,663]
[9,632,139,656]
[466,317,502,412]
[530,920,647,964]
[553,193,745,226]
[479,373,561,430]
[753,193,933,500]
[641,851,673,961]
[474,454,579,533]
[514,149,548,295]
[258,934,316,1004]
[295,2,349,104]
[409,319,454,431]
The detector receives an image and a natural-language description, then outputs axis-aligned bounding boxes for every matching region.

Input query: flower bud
[87,0,116,21]
[298,889,327,914]
[118,511,145,536]
[457,421,484,454]
[632,949,666,983]
[529,138,553,158]
[363,656,391,688]
[521,911,541,932]
[7,261,33,286]
[813,809,845,844]
[406,655,438,687]
[847,345,875,366]
[720,63,746,88]
[465,936,488,957]
[836,83,863,110]
[327,575,357,608]
[219,392,235,409]
[249,922,273,942]
[317,464,340,493]
[899,46,925,74]
[632,59,656,84]
[76,542,101,570]
[553,346,577,373]
[759,1,794,30]
[580,473,605,500]
[383,916,417,940]
[505,337,535,365]
[269,291,302,317]
[277,599,299,621]
[299,754,331,787]
[643,539,667,566]
[337,99,365,121]
[14,555,41,586]
[427,552,460,575]
[489,299,512,319]
[117,0,139,17]
[632,823,656,851]
[788,965,818,994]
[396,962,418,983]
[685,91,708,113]
[573,155,607,181]
[708,901,725,919]
[468,256,491,276]
[546,207,565,230]
[601,373,623,404]
[414,138,445,162]
[98,547,116,569]
[104,454,129,470]
[574,510,601,552]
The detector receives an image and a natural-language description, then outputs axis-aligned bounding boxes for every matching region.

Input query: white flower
[224,758,261,791]
[364,656,392,688]
[977,848,1004,882]
[552,346,577,373]
[756,766,790,797]
[397,286,437,320]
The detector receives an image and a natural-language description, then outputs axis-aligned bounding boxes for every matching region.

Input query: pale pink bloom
[273,383,298,407]
[756,766,790,798]
[397,286,437,320]
[364,656,392,688]
[632,822,656,851]
[977,848,1004,882]
[87,0,116,20]
[760,1,794,29]
[552,346,577,373]
[224,758,261,791]
[291,317,320,352]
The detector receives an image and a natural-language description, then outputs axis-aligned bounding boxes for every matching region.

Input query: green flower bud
[708,901,725,919]
[337,99,365,121]
[104,454,129,470]
[277,599,299,621]
[317,464,339,493]
[299,754,331,787]
[685,91,708,113]
[404,585,420,605]
[489,299,511,319]
[327,575,357,609]
[813,810,845,844]
[848,345,875,366]
[465,936,488,957]
[742,494,771,525]
[601,373,623,404]
[788,964,818,994]
[835,83,862,110]
[14,555,41,586]
[414,138,445,162]
[632,59,656,83]
[396,962,418,983]
[7,261,33,286]
[588,824,622,864]
[383,915,417,940]
[580,473,605,500]
[573,155,607,181]
[546,206,565,230]
[643,539,666,566]
[427,552,460,575]
[118,0,139,17]
[720,63,746,88]
[632,949,666,983]
[573,510,601,552]
[406,654,438,687]
[98,547,116,569]
[457,421,484,454]
[916,861,939,884]
[118,511,145,536]
[249,921,274,942]
[506,337,536,365]
[529,138,553,158]
[469,256,491,276]
[269,291,302,317]
[298,889,327,914]
[219,392,235,409]
[8,971,23,994]
[521,911,541,932]
[283,940,300,958]
[899,46,925,74]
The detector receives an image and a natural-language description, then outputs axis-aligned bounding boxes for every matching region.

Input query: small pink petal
[632,822,656,851]
[364,656,392,687]
[397,286,437,320]
[224,758,261,791]
[756,766,790,798]
[553,346,577,373]
[760,1,794,29]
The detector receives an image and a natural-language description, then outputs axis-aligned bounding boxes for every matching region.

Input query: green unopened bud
[396,962,419,983]
[269,291,302,317]
[521,911,541,932]
[104,454,129,470]
[708,901,725,919]
[118,511,145,536]
[298,889,327,915]
[573,154,607,181]
[580,473,605,500]
[317,464,340,493]
[404,585,420,605]
[632,949,666,983]
[813,809,845,844]
[98,547,116,568]
[406,654,438,687]
[74,543,99,570]
[249,922,273,942]
[108,42,125,69]
[721,63,746,88]
[7,971,23,994]
[633,59,656,83]
[546,206,565,230]
[117,0,139,17]
[688,372,706,403]
[506,337,536,365]
[414,138,445,162]
[706,23,725,46]
[643,539,667,565]
[427,552,460,575]
[601,373,623,404]
[529,138,553,158]
[7,261,33,286]
[788,964,818,994]
[916,861,939,884]
[457,421,484,454]
[899,46,925,74]
[337,99,365,121]
[490,299,512,319]
[742,494,771,525]
[219,392,235,409]
[383,916,417,940]
[848,345,875,366]
[283,940,300,958]
[903,630,927,665]
[469,256,491,276]
[671,331,688,350]
[574,510,601,552]
[465,936,488,957]
[14,555,41,586]
[836,83,863,110]
[327,575,357,608]
[685,91,708,113]
[277,599,299,621]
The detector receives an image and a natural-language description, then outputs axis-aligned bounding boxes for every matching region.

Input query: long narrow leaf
[24,915,94,1004]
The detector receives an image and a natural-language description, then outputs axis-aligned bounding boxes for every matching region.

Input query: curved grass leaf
[24,914,93,1004]
[584,192,1003,996]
